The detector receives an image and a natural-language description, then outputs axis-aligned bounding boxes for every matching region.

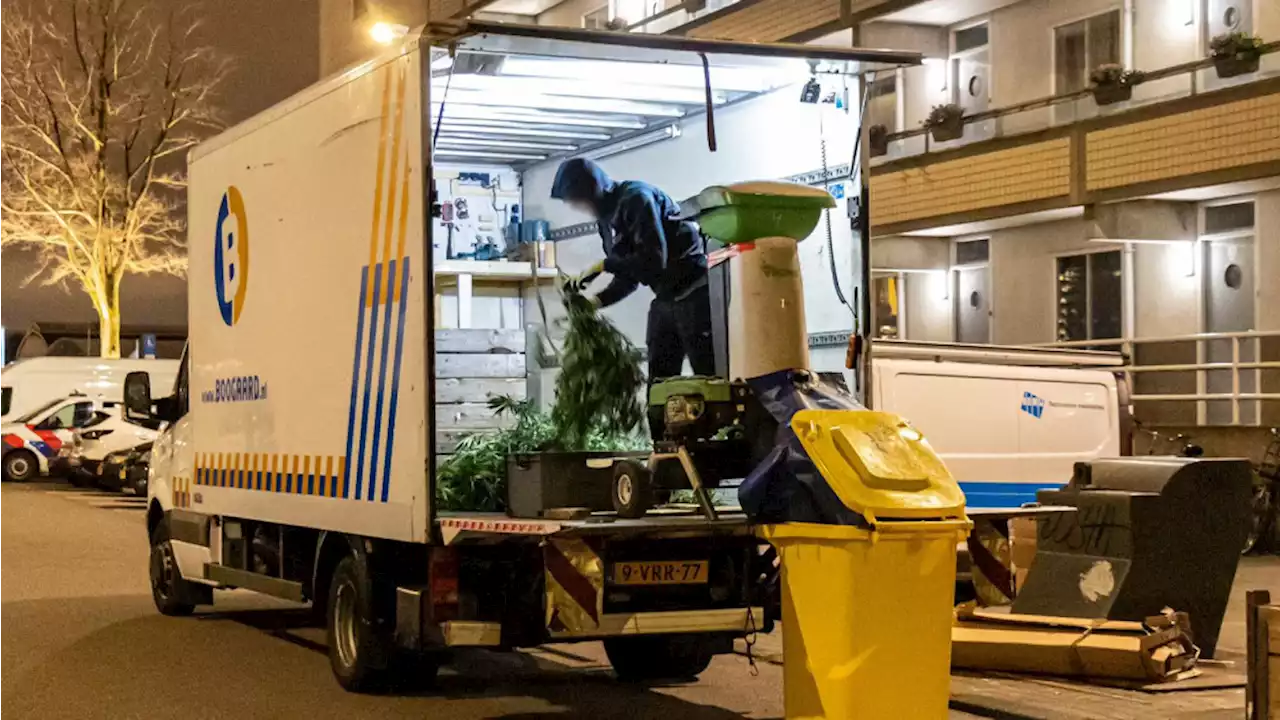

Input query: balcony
[869,41,1280,236]
[623,0,863,42]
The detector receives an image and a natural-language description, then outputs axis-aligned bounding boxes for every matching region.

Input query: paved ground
[4,480,1277,719]
[2,482,788,720]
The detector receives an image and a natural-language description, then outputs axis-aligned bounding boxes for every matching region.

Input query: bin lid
[681,181,835,217]
[791,409,966,521]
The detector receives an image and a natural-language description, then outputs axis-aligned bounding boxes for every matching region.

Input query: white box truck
[124,22,922,690]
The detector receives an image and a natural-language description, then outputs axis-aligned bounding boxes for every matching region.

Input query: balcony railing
[1041,330,1280,427]
[873,40,1280,164]
[624,0,748,35]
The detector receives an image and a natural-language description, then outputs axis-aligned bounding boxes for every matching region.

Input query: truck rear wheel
[604,634,716,681]
[328,555,439,691]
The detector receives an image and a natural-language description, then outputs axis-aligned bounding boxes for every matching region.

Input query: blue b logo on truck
[1020,391,1046,419]
[214,186,249,326]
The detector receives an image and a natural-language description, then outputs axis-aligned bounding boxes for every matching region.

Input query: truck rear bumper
[420,607,765,648]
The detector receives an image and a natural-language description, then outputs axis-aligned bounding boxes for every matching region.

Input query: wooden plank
[1250,590,1273,720]
[435,353,525,378]
[436,403,517,430]
[1272,665,1280,720]
[1264,605,1280,656]
[434,328,525,354]
[435,428,497,454]
[434,377,526,404]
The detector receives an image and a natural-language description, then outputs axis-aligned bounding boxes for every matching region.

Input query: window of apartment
[873,273,903,339]
[955,238,989,266]
[1054,10,1122,94]
[953,23,989,54]
[583,4,610,29]
[1204,200,1255,235]
[865,72,899,133]
[1055,250,1122,342]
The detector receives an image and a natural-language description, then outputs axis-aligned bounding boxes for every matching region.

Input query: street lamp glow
[369,22,406,46]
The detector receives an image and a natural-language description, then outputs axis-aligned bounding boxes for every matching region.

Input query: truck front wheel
[149,525,201,616]
[604,634,716,681]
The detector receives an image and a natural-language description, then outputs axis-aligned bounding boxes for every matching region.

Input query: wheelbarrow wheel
[612,460,653,519]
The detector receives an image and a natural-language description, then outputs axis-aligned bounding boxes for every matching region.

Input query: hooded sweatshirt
[551,158,706,307]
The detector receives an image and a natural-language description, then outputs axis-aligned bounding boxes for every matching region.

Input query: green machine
[608,182,836,519]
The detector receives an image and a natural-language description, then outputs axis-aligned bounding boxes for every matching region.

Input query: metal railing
[873,40,1280,164]
[1041,330,1280,426]
[624,0,744,34]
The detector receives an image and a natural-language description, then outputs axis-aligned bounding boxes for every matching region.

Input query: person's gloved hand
[561,260,605,293]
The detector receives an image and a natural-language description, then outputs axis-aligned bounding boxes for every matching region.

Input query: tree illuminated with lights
[1,0,227,356]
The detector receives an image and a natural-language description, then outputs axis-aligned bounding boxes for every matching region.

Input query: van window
[41,400,96,430]
[1,387,10,415]
[15,396,67,424]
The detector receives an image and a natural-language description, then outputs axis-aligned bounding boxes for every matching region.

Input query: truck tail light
[429,547,459,622]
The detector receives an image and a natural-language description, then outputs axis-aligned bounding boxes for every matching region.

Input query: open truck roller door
[123,21,921,691]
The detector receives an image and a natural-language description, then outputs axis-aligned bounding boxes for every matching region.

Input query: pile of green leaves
[551,289,647,448]
[436,396,648,511]
[436,289,649,512]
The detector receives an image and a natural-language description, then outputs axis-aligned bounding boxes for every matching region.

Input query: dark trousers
[647,283,716,380]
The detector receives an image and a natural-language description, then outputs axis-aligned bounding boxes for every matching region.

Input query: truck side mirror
[123,371,153,423]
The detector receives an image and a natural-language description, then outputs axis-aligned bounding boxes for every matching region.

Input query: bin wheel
[604,635,715,681]
[612,460,653,519]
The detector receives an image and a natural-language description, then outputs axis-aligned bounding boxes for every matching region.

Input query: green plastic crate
[684,181,835,245]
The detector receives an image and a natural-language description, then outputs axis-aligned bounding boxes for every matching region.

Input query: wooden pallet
[434,329,527,454]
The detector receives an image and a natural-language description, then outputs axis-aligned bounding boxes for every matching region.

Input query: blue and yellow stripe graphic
[341,60,413,505]
[194,453,347,497]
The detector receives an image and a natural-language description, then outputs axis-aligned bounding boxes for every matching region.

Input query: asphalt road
[1,481,788,720]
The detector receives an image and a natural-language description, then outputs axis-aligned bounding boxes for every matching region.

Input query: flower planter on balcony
[1213,53,1260,78]
[1091,83,1133,106]
[869,125,889,157]
[928,117,964,143]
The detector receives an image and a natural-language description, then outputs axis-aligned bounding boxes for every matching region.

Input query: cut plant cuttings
[551,287,647,448]
[435,286,649,512]
[436,395,647,511]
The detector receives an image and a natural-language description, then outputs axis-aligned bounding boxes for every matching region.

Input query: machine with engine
[606,182,837,519]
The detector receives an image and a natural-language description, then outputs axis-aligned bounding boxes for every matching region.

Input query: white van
[1,357,179,424]
[868,340,1126,508]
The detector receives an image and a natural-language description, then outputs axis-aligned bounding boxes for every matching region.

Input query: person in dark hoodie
[551,158,715,379]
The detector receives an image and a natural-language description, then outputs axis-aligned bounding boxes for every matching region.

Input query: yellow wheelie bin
[761,409,970,720]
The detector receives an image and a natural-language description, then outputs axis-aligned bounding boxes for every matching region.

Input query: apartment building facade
[320,0,1279,425]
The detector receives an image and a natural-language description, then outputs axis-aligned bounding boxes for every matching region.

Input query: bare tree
[1,0,228,357]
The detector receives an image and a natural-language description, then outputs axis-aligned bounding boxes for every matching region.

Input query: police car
[1,394,95,481]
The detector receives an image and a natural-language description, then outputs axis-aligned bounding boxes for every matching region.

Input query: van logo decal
[1020,391,1045,419]
[214,185,249,326]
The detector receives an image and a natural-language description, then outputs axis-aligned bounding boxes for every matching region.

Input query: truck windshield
[1,387,10,416]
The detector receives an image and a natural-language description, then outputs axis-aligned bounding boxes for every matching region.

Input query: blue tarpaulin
[738,369,868,526]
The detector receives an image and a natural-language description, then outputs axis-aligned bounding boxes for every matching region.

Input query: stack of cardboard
[952,604,1198,682]
[1009,516,1037,593]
